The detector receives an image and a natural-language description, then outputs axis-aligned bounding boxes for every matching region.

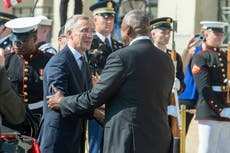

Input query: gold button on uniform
[24,92,28,96]
[24,99,28,103]
[222,86,226,90]
[24,61,28,65]
[24,77,28,81]
[24,68,29,72]
[24,84,28,88]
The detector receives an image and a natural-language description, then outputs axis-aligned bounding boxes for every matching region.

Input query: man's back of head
[121,9,149,45]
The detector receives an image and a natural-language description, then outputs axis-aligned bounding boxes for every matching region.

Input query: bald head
[123,10,149,35]
[121,10,149,45]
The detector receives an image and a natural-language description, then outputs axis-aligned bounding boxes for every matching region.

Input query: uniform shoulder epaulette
[38,43,57,54]
[39,50,54,57]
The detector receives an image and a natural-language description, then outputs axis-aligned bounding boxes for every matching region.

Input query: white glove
[173,78,181,91]
[167,105,177,117]
[220,108,230,118]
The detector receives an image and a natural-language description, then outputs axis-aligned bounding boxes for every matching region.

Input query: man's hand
[0,48,5,66]
[92,72,100,86]
[47,86,64,110]
[93,108,105,124]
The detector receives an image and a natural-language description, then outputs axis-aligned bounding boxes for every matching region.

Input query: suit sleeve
[0,66,25,124]
[60,53,126,117]
[45,58,69,96]
[46,55,95,118]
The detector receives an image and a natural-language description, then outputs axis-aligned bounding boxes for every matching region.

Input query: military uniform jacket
[191,47,229,121]
[5,49,52,108]
[166,49,185,94]
[60,39,174,153]
[85,33,123,74]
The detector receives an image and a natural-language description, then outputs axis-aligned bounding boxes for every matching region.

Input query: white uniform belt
[211,86,225,92]
[28,101,43,110]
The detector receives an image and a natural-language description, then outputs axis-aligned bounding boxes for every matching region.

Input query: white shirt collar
[68,44,82,68]
[129,36,150,46]
[96,32,111,44]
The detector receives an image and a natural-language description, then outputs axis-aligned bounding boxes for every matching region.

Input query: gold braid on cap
[0,16,11,21]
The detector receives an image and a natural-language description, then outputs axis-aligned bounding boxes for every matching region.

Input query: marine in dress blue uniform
[191,21,230,153]
[3,17,53,137]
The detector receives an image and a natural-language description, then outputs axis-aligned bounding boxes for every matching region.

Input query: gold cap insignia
[107,2,113,8]
[166,18,172,23]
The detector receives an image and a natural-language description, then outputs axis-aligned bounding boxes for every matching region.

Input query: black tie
[105,37,112,51]
[80,56,86,77]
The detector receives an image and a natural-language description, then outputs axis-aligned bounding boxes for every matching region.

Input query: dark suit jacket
[38,46,93,153]
[0,66,25,124]
[59,39,175,153]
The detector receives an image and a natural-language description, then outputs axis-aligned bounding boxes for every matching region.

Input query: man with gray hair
[47,10,174,153]
[37,14,99,153]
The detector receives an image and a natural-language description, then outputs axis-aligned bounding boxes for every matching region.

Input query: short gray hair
[122,9,149,35]
[64,14,90,34]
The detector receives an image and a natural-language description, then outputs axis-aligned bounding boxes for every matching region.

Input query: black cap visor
[10,31,32,42]
[98,13,114,18]
[207,27,225,33]
[152,23,172,30]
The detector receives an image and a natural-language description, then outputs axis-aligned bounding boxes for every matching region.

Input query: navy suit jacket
[38,45,93,153]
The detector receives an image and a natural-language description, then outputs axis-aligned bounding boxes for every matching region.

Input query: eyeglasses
[79,27,94,35]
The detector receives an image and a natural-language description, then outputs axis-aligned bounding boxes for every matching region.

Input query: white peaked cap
[5,17,42,33]
[35,15,52,26]
[200,21,228,29]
